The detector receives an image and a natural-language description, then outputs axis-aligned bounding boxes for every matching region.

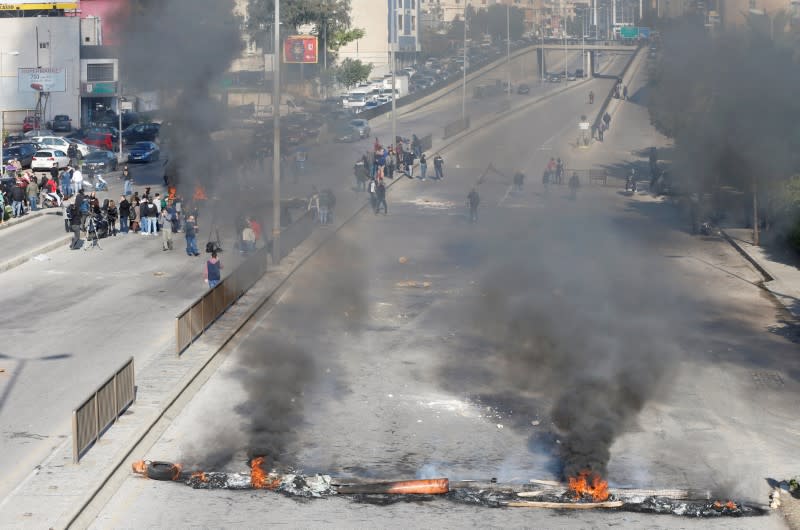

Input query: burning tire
[146,461,182,481]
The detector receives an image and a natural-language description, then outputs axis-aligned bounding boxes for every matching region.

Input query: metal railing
[175,245,269,355]
[72,357,136,463]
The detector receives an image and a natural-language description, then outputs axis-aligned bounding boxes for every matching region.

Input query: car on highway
[566,72,577,81]
[49,114,72,132]
[31,135,91,158]
[332,122,360,143]
[349,119,371,139]
[31,149,69,171]
[548,74,561,83]
[517,83,531,95]
[122,122,160,146]
[22,115,41,133]
[2,144,37,167]
[127,141,160,163]
[82,149,118,174]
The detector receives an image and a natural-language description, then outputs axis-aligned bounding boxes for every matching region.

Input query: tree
[335,58,372,89]
[247,0,352,57]
[484,5,525,43]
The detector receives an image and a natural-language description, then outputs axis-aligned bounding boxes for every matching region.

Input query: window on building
[412,15,416,30]
[398,14,403,31]
[87,63,114,82]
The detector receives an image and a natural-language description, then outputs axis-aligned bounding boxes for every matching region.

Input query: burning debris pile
[130,460,765,517]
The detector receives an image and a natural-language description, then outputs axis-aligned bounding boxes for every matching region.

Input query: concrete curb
[0,234,72,273]
[0,208,61,231]
[720,229,775,283]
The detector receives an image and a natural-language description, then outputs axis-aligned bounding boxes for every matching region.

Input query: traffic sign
[639,27,651,39]
[620,26,639,39]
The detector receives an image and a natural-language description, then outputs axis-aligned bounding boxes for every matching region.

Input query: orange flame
[190,471,208,483]
[568,470,610,502]
[131,460,148,476]
[250,457,281,490]
[726,500,738,510]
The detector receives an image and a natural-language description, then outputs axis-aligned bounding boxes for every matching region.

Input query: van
[343,90,368,110]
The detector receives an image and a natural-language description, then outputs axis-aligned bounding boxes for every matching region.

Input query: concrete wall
[0,17,81,129]
[339,0,391,76]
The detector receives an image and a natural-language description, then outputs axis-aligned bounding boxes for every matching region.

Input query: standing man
[139,197,150,235]
[118,195,130,233]
[603,112,611,131]
[467,188,480,223]
[375,178,387,215]
[67,201,82,249]
[403,149,415,179]
[146,197,158,235]
[160,208,174,250]
[122,165,133,196]
[11,182,25,217]
[185,214,199,256]
[26,176,39,212]
[71,166,84,195]
[75,189,90,230]
[204,251,223,288]
[513,170,525,192]
[419,153,428,181]
[368,176,377,212]
[67,142,79,168]
[433,153,444,180]
[61,167,72,199]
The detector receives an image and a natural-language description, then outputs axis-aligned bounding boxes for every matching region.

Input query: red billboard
[283,35,318,64]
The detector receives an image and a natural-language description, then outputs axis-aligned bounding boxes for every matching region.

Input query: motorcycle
[41,190,63,209]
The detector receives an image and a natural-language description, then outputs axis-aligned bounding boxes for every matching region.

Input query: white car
[31,136,90,157]
[31,149,70,171]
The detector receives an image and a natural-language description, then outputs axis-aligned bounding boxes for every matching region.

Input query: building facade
[0,17,81,128]
[338,0,421,77]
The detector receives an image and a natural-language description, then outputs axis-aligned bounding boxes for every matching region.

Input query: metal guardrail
[443,117,471,139]
[175,246,269,355]
[72,357,135,463]
[175,210,317,355]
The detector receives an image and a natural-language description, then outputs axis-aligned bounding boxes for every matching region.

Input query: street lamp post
[272,1,281,265]
[390,0,396,153]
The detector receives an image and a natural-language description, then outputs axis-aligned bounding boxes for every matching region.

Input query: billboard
[0,1,78,9]
[18,67,66,92]
[283,35,318,64]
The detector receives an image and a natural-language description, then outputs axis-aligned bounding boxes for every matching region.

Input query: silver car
[348,119,371,139]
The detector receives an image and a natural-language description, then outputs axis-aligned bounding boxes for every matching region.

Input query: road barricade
[72,357,135,463]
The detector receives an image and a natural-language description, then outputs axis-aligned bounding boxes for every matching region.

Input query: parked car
[31,135,90,158]
[22,116,41,133]
[127,141,160,163]
[31,149,70,171]
[84,131,114,151]
[547,74,561,83]
[2,144,37,167]
[348,119,371,139]
[49,114,72,132]
[566,72,577,81]
[82,149,118,174]
[68,125,119,144]
[517,83,531,95]
[122,122,160,146]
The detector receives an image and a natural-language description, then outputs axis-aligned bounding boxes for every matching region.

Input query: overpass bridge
[537,43,639,52]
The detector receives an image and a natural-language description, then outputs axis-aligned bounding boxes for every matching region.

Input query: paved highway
[85,51,797,528]
[0,51,629,521]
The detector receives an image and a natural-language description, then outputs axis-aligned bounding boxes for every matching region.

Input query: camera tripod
[84,217,103,251]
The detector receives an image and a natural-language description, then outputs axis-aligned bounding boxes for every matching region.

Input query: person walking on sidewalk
[374,179,387,215]
[204,251,223,288]
[467,188,480,223]
[26,176,39,212]
[433,154,444,180]
[185,215,199,256]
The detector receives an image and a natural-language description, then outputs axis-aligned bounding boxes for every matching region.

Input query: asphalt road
[0,52,631,518]
[87,52,798,528]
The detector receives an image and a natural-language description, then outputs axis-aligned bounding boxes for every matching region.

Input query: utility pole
[506,3,511,101]
[272,0,281,265]
[753,178,760,246]
[461,0,467,124]
[563,7,568,82]
[323,1,327,100]
[390,0,396,151]
[540,13,545,84]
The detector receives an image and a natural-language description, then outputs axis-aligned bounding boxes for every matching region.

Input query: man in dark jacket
[375,179,387,215]
[118,196,131,233]
[10,183,25,217]
[74,190,90,230]
[433,154,444,180]
[185,215,199,256]
[67,202,82,249]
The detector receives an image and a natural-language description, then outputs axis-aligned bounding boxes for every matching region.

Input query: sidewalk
[722,228,800,319]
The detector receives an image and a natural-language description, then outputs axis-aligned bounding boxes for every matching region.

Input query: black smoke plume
[115,0,243,189]
[465,215,686,479]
